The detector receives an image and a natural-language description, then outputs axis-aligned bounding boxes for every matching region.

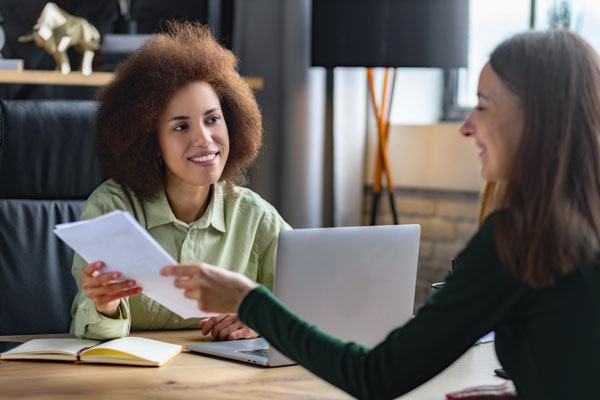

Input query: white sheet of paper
[54,210,213,319]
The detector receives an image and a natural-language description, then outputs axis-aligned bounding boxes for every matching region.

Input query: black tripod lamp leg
[389,190,398,225]
[370,192,381,225]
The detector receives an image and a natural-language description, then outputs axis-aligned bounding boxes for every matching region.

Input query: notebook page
[81,337,182,364]
[2,338,99,357]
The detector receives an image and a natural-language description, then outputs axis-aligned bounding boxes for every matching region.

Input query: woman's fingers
[201,314,257,340]
[200,314,228,335]
[81,262,125,291]
[84,279,138,298]
[227,327,259,341]
[82,261,104,277]
[162,263,259,314]
[95,286,142,306]
[174,276,199,289]
[80,262,142,315]
[216,321,242,339]
[81,271,123,290]
[183,287,201,301]
[211,314,237,338]
[161,264,202,278]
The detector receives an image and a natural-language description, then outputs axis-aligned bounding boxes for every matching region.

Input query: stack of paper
[55,210,213,319]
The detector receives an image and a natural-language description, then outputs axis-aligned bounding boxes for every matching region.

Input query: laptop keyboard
[237,348,269,358]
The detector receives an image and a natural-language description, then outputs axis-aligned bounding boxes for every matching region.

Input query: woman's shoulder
[469,210,506,243]
[82,179,140,217]
[453,211,504,266]
[86,179,131,203]
[88,178,126,197]
[219,182,290,227]
[220,182,275,212]
[445,210,523,292]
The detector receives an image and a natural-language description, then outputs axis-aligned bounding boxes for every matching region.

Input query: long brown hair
[484,30,600,287]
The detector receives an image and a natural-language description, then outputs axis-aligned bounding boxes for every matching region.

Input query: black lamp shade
[311,0,469,68]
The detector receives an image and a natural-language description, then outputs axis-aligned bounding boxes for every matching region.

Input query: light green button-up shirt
[70,179,290,339]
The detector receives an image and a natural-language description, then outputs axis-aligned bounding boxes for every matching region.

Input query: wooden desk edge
[0,330,212,346]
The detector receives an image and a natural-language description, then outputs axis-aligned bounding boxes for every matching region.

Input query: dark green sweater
[239,215,600,399]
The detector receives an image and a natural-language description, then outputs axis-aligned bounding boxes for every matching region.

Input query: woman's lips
[188,151,218,165]
[475,141,486,157]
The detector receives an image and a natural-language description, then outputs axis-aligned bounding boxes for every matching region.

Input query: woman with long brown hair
[163,30,600,399]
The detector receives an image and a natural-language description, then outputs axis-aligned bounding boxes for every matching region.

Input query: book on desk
[0,336,182,367]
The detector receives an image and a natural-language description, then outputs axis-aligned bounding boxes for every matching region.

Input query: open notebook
[0,337,182,367]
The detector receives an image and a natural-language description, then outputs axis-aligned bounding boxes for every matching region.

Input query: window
[457,1,530,108]
[450,0,600,115]
[535,0,600,50]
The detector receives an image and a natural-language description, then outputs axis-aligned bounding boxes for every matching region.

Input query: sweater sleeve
[239,216,528,399]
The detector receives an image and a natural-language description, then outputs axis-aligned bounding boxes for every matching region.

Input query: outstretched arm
[161,218,525,399]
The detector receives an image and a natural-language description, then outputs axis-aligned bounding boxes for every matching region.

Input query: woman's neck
[164,180,212,224]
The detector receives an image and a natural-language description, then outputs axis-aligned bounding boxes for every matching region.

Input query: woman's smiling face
[157,81,229,191]
[460,63,524,181]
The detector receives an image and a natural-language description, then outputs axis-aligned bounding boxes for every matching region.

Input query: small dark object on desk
[432,258,457,290]
[494,368,511,380]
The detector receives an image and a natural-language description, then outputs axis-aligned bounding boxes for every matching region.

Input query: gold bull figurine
[18,2,100,75]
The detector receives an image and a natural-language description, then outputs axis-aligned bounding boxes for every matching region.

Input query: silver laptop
[186,224,420,366]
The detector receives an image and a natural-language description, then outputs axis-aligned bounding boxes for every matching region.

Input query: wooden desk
[0,70,264,90]
[0,331,504,399]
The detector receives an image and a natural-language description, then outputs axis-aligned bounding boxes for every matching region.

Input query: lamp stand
[368,68,398,225]
[323,67,335,227]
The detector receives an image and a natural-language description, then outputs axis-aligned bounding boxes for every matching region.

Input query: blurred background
[1,0,599,308]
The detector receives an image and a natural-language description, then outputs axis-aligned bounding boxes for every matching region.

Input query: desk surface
[0,331,503,399]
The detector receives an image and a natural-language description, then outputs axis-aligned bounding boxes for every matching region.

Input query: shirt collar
[143,182,227,233]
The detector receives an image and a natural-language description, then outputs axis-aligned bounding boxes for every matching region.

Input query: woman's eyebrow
[167,115,189,122]
[477,92,493,103]
[204,107,220,115]
[167,108,220,122]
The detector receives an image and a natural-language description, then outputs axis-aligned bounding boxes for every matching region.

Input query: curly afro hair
[96,21,262,199]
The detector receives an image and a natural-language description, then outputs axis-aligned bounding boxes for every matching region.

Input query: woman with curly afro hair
[70,21,290,341]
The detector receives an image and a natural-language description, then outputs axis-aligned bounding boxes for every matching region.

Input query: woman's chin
[480,166,492,181]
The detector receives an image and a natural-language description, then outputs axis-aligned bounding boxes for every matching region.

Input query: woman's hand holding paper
[161,263,258,316]
[81,261,142,317]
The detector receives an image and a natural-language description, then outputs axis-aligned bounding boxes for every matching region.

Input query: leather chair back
[0,100,102,335]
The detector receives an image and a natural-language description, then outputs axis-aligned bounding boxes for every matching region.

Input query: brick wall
[363,186,481,311]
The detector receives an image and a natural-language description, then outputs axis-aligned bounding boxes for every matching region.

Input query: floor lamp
[368,67,398,225]
[312,0,469,225]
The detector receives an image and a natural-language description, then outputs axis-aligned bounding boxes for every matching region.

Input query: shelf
[0,70,112,86]
[0,70,264,90]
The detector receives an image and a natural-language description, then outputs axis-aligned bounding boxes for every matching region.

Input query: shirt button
[173,318,180,324]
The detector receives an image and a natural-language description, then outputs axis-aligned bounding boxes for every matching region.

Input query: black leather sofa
[0,100,103,335]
